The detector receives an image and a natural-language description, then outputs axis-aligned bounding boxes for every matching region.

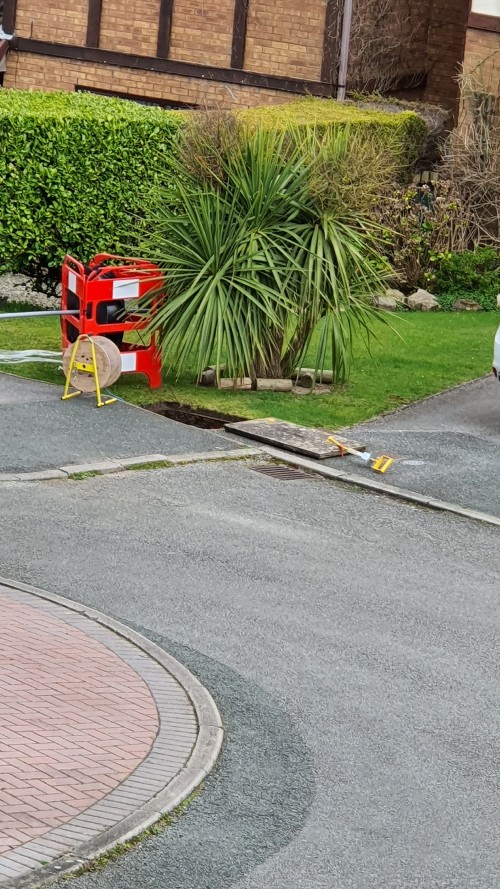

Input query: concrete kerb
[1,440,499,528]
[0,448,264,483]
[260,446,500,529]
[0,576,224,889]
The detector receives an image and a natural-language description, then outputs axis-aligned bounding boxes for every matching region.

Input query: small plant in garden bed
[378,181,500,310]
[377,180,467,292]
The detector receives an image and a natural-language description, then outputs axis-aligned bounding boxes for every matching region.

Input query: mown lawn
[0,312,497,428]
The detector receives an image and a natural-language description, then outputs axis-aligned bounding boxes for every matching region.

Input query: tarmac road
[0,459,498,889]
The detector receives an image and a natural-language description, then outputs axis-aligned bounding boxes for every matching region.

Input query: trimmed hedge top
[240,96,425,130]
[0,88,184,123]
[241,97,427,173]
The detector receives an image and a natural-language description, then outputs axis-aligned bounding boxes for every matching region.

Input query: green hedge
[0,89,184,275]
[0,91,426,278]
[240,98,427,176]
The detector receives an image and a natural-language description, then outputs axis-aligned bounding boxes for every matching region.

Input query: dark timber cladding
[1,0,17,34]
[86,0,103,48]
[15,38,335,95]
[157,0,174,58]
[469,11,500,31]
[321,0,338,85]
[231,0,249,69]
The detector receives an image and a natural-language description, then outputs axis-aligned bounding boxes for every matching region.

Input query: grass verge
[0,312,497,428]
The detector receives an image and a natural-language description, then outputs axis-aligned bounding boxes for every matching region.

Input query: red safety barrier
[61,254,163,389]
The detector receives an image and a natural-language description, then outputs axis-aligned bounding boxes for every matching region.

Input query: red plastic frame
[61,254,164,389]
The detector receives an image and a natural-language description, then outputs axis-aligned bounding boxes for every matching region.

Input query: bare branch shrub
[304,125,400,215]
[348,0,426,92]
[440,65,500,247]
[176,110,242,188]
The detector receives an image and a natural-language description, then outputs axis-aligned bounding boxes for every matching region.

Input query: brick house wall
[244,0,326,80]
[1,0,470,115]
[464,0,500,101]
[425,0,470,117]
[464,27,500,93]
[169,0,235,67]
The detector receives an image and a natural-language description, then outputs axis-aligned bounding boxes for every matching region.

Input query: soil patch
[145,401,246,430]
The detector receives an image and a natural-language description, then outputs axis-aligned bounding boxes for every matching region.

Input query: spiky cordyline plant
[138,118,393,383]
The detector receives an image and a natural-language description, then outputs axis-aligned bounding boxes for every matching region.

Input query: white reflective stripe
[68,271,77,293]
[113,279,140,299]
[121,353,137,372]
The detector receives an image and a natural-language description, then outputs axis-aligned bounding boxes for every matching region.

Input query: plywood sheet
[226,418,365,460]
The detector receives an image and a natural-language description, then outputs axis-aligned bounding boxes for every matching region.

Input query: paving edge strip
[0,577,224,889]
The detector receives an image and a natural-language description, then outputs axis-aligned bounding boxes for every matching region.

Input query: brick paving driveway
[0,592,158,855]
[0,584,205,885]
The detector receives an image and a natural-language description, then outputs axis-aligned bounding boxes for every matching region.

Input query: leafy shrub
[433,248,500,310]
[0,91,425,290]
[180,108,403,217]
[0,90,183,279]
[433,247,500,292]
[377,180,468,291]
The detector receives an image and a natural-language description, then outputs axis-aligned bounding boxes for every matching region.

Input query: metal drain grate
[251,463,318,481]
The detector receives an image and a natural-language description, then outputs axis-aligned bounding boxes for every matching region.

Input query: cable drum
[62,335,122,392]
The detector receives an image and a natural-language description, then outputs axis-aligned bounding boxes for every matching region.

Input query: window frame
[469,0,500,30]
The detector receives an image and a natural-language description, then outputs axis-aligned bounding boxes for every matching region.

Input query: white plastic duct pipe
[336,0,354,101]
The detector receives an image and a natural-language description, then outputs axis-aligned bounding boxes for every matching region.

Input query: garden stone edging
[452,298,483,312]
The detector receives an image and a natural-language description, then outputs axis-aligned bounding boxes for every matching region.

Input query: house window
[471,0,500,13]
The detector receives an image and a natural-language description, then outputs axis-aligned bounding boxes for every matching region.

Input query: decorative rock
[407,288,440,312]
[387,288,406,302]
[496,294,500,309]
[372,294,398,311]
[452,298,483,312]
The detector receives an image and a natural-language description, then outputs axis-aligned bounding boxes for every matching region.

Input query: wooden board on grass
[225,418,365,459]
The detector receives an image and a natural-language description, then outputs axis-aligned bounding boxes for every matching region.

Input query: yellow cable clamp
[326,436,394,475]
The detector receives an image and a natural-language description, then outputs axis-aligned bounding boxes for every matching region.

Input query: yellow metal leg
[89,339,116,407]
[61,339,81,401]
